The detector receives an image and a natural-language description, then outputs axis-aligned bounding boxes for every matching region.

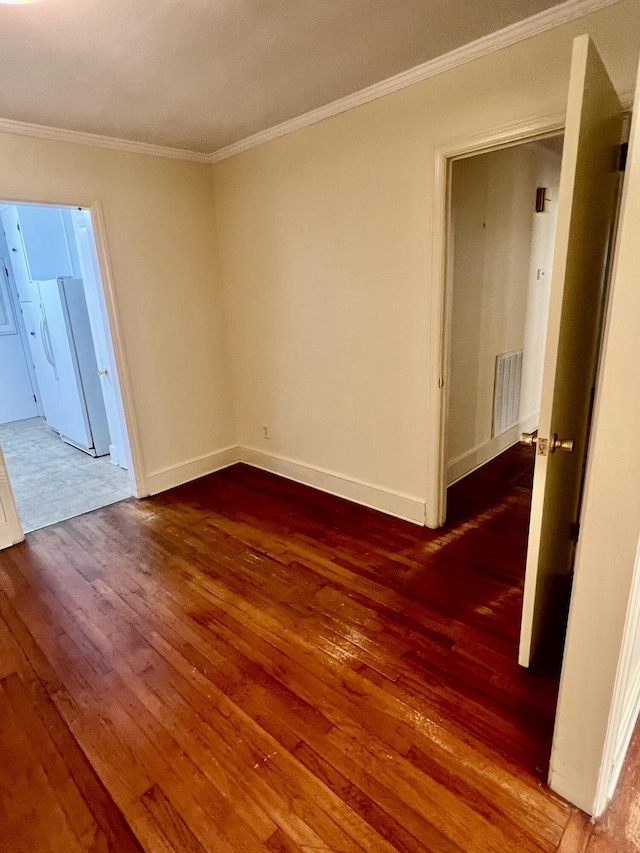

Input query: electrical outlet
[262,424,270,440]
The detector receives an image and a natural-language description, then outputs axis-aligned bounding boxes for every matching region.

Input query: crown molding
[0,0,624,166]
[208,0,623,164]
[0,116,210,163]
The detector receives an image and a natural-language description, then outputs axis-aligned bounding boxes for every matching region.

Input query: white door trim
[86,200,147,497]
[592,539,640,815]
[0,444,24,548]
[0,192,147,509]
[424,112,565,529]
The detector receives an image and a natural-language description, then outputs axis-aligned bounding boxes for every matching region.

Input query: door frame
[0,191,147,524]
[425,112,566,529]
[0,443,23,547]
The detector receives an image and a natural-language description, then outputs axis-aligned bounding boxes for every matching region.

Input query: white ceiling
[0,0,601,154]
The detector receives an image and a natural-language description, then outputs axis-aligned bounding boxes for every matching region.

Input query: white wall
[550,54,640,815]
[0,226,38,424]
[13,204,76,281]
[0,134,236,495]
[212,0,640,523]
[447,141,561,483]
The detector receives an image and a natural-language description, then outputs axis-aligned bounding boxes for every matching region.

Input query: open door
[519,34,624,667]
[0,446,23,550]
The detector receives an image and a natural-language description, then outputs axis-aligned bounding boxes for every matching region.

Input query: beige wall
[0,133,235,492]
[212,0,640,518]
[447,141,561,482]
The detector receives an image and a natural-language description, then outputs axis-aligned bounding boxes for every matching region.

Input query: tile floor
[0,417,131,532]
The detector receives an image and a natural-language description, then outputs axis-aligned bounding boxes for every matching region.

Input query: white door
[519,34,624,666]
[0,261,38,423]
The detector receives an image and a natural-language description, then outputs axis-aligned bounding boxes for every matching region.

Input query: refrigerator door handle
[40,303,59,380]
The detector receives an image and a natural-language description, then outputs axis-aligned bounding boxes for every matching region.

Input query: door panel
[519,34,623,666]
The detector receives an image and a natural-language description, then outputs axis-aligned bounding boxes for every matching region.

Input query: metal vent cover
[493,350,522,437]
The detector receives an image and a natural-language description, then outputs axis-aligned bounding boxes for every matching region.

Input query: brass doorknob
[551,434,575,453]
[520,430,538,447]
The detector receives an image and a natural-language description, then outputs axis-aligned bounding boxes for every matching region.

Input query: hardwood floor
[0,447,635,851]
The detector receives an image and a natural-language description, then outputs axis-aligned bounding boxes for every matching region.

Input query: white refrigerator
[24,277,111,457]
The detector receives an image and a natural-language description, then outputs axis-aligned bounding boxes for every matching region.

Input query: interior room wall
[0,136,235,494]
[212,0,640,523]
[446,141,562,484]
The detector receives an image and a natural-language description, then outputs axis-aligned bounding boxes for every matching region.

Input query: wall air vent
[493,350,523,437]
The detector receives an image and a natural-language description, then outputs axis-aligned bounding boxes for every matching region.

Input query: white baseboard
[238,446,426,525]
[142,444,425,525]
[145,445,240,495]
[446,412,539,486]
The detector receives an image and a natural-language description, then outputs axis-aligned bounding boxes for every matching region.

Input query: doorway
[433,38,623,678]
[429,130,569,670]
[445,137,563,494]
[0,202,133,532]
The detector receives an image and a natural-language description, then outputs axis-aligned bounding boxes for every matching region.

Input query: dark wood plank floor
[0,446,635,851]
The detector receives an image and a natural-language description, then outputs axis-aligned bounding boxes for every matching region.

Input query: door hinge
[570,522,580,543]
[618,142,628,172]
